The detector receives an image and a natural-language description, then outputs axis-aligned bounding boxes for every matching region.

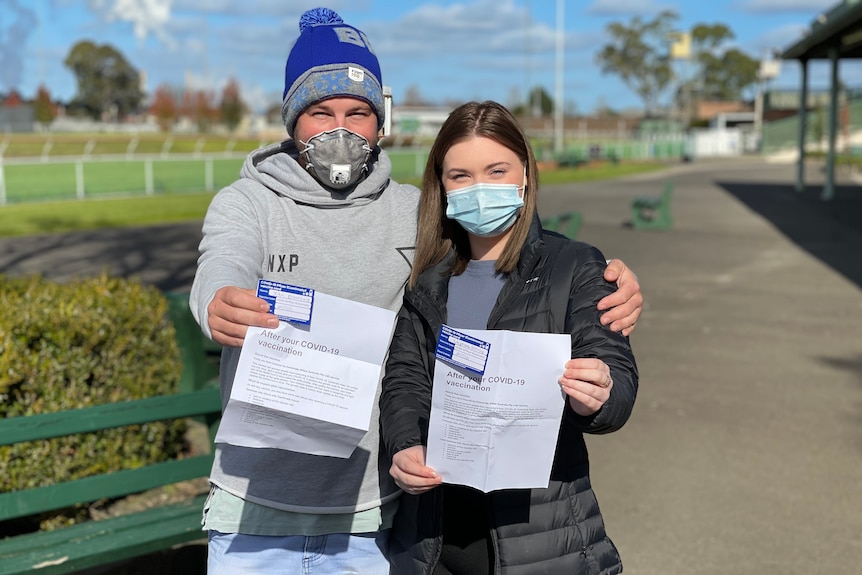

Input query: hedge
[0,273,186,530]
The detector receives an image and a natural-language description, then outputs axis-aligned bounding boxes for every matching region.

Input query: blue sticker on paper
[256,279,314,324]
[434,324,491,375]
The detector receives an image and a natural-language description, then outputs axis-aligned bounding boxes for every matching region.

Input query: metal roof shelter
[781,0,862,200]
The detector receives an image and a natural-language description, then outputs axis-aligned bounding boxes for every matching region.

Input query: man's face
[294,97,379,147]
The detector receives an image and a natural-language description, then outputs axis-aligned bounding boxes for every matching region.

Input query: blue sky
[2,0,851,115]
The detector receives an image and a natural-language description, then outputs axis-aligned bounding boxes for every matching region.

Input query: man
[190,7,643,574]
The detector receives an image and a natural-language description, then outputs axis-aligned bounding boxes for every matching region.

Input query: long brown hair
[408,101,539,289]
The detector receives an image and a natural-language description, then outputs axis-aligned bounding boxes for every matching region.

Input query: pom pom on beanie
[281,7,384,138]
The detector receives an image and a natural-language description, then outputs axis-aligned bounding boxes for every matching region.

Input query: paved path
[0,221,203,292]
[541,159,862,575]
[2,159,860,574]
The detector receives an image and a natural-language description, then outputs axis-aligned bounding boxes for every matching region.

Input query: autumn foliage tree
[33,85,57,127]
[3,90,22,106]
[219,78,245,132]
[150,84,177,132]
[180,88,217,132]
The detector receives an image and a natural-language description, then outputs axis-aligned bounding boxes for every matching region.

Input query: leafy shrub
[0,273,186,512]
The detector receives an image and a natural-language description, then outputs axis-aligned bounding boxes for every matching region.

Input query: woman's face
[441,136,524,195]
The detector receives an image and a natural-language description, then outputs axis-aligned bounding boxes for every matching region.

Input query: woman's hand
[390,445,442,495]
[599,259,642,336]
[559,358,613,416]
[207,286,279,347]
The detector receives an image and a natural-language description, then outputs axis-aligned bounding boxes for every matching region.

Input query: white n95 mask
[299,128,373,189]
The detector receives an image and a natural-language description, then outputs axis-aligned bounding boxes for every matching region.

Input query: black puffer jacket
[379,220,638,575]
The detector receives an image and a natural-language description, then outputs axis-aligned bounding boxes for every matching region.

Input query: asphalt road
[2,158,861,574]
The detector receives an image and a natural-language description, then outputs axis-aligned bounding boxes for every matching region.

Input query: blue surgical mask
[445,182,525,237]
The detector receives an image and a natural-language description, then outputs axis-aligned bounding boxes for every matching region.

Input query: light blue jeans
[207,530,390,575]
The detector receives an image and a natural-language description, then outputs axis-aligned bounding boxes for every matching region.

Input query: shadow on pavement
[0,221,202,292]
[716,180,862,288]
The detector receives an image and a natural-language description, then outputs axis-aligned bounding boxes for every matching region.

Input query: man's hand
[206,286,279,347]
[599,259,642,337]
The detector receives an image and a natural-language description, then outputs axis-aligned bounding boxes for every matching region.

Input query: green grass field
[0,159,668,238]
[2,158,247,203]
[0,193,218,237]
[0,132,668,237]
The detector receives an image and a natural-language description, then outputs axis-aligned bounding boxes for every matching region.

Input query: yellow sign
[669,32,691,60]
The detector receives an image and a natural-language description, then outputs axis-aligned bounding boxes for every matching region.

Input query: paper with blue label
[435,325,491,375]
[215,288,396,458]
[426,328,570,492]
[256,279,314,324]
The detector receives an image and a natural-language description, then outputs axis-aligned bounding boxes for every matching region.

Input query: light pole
[554,0,565,154]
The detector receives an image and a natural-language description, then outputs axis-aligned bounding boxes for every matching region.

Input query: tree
[181,88,216,133]
[3,90,22,106]
[689,24,759,101]
[150,84,178,132]
[690,23,734,55]
[33,85,57,127]
[511,86,554,117]
[63,40,143,120]
[219,78,245,132]
[403,84,426,106]
[595,10,678,116]
[698,49,759,101]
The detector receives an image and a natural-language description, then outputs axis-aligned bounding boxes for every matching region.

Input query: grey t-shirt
[447,259,506,329]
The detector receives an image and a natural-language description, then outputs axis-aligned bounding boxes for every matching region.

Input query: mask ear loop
[296,138,315,173]
[297,138,315,155]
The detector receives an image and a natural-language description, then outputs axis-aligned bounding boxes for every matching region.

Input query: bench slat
[0,388,221,445]
[0,494,208,575]
[0,455,213,522]
[631,182,673,230]
[541,211,582,240]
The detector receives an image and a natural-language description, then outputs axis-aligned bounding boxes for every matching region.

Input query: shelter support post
[824,46,839,201]
[796,60,809,193]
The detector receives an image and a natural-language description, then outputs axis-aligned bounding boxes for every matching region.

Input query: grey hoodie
[190,140,419,513]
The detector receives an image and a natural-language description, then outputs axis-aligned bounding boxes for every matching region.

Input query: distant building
[762,88,845,122]
[389,105,451,143]
[0,103,35,132]
[696,100,753,122]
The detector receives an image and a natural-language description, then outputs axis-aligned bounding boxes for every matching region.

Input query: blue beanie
[281,7,384,138]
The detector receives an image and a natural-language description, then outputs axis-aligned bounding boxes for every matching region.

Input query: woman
[379,101,638,575]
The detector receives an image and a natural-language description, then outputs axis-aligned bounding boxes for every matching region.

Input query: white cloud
[735,0,836,14]
[0,0,38,91]
[366,0,556,58]
[171,0,359,18]
[87,0,174,44]
[587,0,674,16]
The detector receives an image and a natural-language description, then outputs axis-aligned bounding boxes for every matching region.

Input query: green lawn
[0,160,668,238]
[538,161,667,184]
[3,158,245,203]
[0,193,217,237]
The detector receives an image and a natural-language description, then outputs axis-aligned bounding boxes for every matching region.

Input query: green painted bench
[631,182,673,230]
[0,292,221,575]
[541,211,582,240]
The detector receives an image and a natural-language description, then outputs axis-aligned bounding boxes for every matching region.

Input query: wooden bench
[0,292,221,575]
[631,182,673,231]
[554,150,588,168]
[165,291,222,394]
[541,211,582,240]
